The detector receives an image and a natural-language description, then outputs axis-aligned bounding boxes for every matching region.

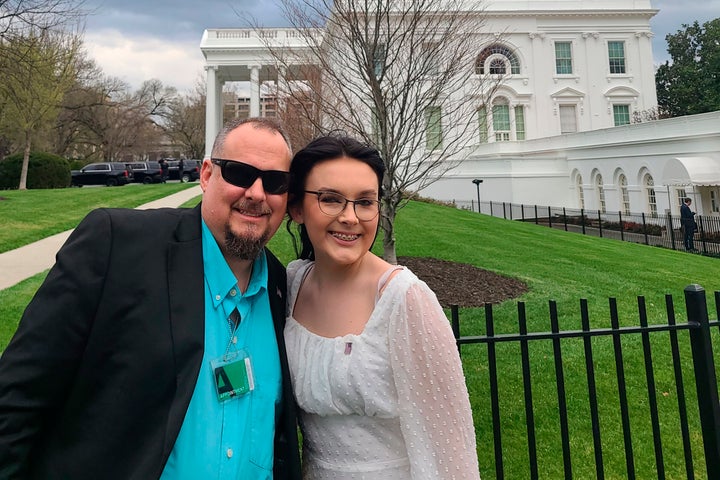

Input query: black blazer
[0,205,301,479]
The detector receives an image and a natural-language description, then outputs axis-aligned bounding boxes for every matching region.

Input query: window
[608,41,626,74]
[596,174,606,213]
[476,44,520,75]
[424,106,443,151]
[478,106,488,143]
[492,100,510,142]
[711,190,720,213]
[373,43,386,77]
[577,175,585,209]
[489,58,506,75]
[613,104,630,126]
[677,189,687,213]
[555,42,573,74]
[422,42,439,76]
[559,105,577,133]
[514,106,525,140]
[619,174,630,215]
[644,174,657,217]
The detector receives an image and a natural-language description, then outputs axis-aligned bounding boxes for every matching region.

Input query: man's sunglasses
[210,159,290,195]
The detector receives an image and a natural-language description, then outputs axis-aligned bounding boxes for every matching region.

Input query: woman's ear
[288,202,304,224]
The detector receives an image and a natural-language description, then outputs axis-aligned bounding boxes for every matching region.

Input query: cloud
[84,29,206,92]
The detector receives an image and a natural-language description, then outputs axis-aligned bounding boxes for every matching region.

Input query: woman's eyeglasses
[211,158,290,195]
[305,190,380,221]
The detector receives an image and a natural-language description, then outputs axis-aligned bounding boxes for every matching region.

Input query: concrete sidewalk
[0,185,203,291]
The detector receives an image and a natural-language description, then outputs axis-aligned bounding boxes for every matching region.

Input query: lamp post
[472,179,483,213]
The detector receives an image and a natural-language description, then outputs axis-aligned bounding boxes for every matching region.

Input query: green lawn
[0,183,196,253]
[1,191,719,479]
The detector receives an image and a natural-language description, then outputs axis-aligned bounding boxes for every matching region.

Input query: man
[680,197,696,251]
[0,117,302,479]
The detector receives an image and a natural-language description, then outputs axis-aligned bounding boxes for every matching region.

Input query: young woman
[284,135,481,479]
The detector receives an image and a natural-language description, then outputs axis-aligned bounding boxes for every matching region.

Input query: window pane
[613,104,630,126]
[555,42,573,74]
[478,106,488,143]
[608,41,626,74]
[425,106,443,150]
[559,105,577,133]
[374,44,385,77]
[493,104,510,131]
[514,106,525,140]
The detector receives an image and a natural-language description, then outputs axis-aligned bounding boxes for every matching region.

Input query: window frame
[608,40,626,74]
[555,41,573,75]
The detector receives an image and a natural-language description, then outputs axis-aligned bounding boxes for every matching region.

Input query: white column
[204,65,221,160]
[277,65,287,114]
[249,65,261,117]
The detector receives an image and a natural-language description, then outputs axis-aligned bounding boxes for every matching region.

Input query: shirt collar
[201,220,267,313]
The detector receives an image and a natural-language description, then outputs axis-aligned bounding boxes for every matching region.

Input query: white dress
[284,259,481,479]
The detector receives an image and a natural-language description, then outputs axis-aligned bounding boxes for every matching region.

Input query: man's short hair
[211,117,292,158]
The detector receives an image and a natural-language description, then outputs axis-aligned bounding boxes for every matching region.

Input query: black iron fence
[451,286,720,479]
[456,200,720,256]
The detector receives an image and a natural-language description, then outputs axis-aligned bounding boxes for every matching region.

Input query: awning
[661,157,720,186]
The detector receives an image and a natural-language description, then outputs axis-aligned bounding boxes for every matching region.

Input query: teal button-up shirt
[160,221,282,479]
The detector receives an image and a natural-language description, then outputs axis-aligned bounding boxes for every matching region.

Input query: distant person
[160,158,169,183]
[179,158,185,181]
[680,197,696,251]
[284,135,480,479]
[0,117,302,479]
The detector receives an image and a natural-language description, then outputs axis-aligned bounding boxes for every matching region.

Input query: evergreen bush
[0,152,71,189]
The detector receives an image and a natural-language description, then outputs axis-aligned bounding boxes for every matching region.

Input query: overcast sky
[80,0,719,93]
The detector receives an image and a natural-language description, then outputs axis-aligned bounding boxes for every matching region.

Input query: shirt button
[215,294,221,301]
[232,336,238,344]
[227,448,233,458]
[230,289,237,297]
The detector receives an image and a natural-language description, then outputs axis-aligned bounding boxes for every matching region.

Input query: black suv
[127,162,163,184]
[168,159,201,183]
[71,162,133,187]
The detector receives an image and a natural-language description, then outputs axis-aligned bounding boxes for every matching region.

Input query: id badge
[211,350,255,403]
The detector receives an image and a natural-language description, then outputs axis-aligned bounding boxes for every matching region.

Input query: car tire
[181,174,190,183]
[142,176,152,184]
[106,177,118,187]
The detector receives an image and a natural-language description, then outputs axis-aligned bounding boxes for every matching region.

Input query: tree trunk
[18,133,31,190]
[381,200,398,264]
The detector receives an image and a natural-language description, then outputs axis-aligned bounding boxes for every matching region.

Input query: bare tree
[0,0,86,38]
[260,0,499,262]
[159,79,206,159]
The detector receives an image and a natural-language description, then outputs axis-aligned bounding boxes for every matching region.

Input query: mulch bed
[398,256,528,308]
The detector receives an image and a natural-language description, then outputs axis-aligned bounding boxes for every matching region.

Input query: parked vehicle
[127,162,163,184]
[71,162,133,187]
[168,159,201,183]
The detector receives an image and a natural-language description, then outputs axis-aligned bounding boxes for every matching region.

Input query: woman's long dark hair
[286,135,385,260]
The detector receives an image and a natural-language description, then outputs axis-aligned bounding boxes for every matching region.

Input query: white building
[200,0,720,215]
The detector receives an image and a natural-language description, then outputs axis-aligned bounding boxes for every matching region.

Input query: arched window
[576,174,585,209]
[596,174,606,213]
[644,173,657,217]
[476,44,520,75]
[619,174,630,215]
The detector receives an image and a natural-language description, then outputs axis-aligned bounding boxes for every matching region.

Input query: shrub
[602,220,663,236]
[0,152,71,189]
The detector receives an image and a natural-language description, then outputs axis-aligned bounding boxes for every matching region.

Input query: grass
[0,183,196,253]
[1,191,719,478]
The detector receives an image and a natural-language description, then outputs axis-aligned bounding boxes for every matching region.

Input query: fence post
[548,206,552,229]
[668,213,677,250]
[581,208,586,235]
[685,284,720,479]
[563,207,568,231]
[503,202,507,220]
[450,304,461,356]
[598,210,603,237]
[534,205,538,225]
[642,213,649,245]
[619,211,625,241]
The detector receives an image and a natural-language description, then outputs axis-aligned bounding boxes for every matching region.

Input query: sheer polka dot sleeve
[389,279,481,479]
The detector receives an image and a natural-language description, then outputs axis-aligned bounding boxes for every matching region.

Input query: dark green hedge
[0,152,71,189]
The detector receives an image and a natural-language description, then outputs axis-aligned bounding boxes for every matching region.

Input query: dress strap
[375,265,404,303]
